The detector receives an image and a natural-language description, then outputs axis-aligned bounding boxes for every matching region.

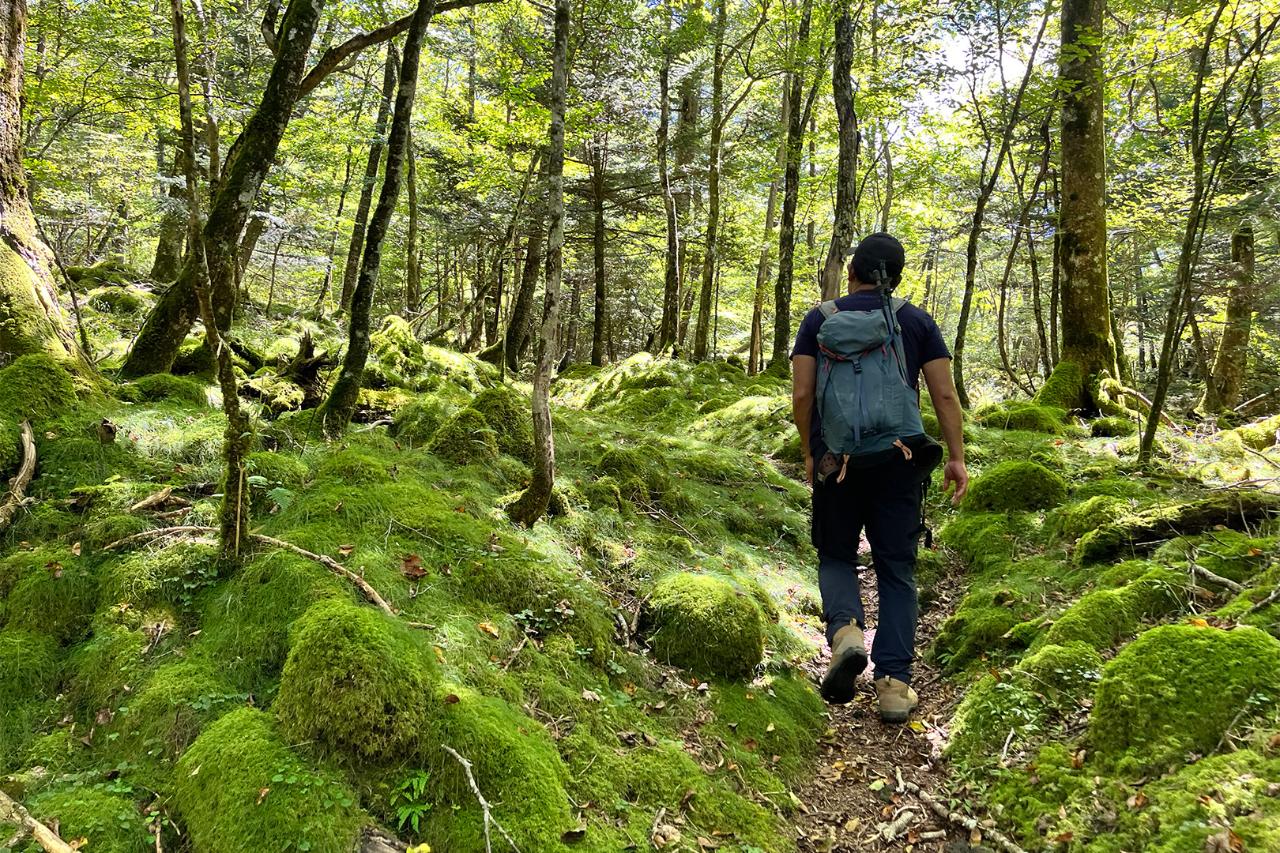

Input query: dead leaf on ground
[477,621,500,638]
[401,553,427,580]
[257,787,270,804]
[337,544,354,557]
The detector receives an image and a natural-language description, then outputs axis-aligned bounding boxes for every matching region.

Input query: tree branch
[0,422,36,535]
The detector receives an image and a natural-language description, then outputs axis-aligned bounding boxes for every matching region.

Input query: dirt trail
[791,569,983,852]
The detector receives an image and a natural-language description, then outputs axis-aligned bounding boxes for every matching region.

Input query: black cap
[850,232,906,289]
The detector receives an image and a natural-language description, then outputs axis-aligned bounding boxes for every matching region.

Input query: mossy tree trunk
[321,0,435,437]
[749,86,788,376]
[0,0,84,367]
[504,222,544,372]
[1056,0,1118,408]
[1204,223,1255,412]
[150,136,187,282]
[820,0,859,303]
[589,136,608,367]
[653,2,681,356]
[405,127,422,312]
[766,0,814,378]
[508,0,569,527]
[121,0,326,378]
[340,44,398,314]
[692,0,726,363]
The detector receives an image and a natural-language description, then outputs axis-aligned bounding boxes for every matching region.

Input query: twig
[879,808,916,842]
[102,525,397,615]
[1249,587,1280,613]
[649,806,666,849]
[1190,563,1245,594]
[0,788,75,853]
[442,745,523,853]
[894,768,1026,853]
[502,634,529,670]
[0,421,37,534]
[130,486,174,512]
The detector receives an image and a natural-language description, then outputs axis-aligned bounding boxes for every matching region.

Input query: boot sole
[878,707,916,724]
[819,646,868,704]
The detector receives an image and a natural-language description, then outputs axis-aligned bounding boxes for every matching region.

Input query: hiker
[790,232,968,722]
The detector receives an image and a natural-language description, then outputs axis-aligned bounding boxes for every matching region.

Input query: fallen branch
[1250,587,1280,613]
[130,486,174,512]
[0,420,36,534]
[442,745,523,853]
[895,768,1027,853]
[879,808,916,842]
[0,788,76,853]
[102,525,396,616]
[1116,385,1178,429]
[1190,563,1245,594]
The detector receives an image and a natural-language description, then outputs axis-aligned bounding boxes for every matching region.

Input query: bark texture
[1205,223,1255,412]
[820,0,859,302]
[692,0,726,362]
[653,1,681,354]
[590,138,608,367]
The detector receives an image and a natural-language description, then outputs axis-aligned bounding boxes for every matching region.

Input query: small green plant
[391,770,433,834]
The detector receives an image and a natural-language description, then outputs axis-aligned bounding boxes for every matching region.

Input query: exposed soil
[791,562,984,852]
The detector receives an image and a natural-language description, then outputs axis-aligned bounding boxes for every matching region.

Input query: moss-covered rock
[245,449,310,489]
[112,660,243,762]
[471,384,534,461]
[644,572,768,678]
[974,401,1067,434]
[0,353,77,424]
[934,595,1024,672]
[1047,495,1129,543]
[1043,588,1137,650]
[1091,416,1137,437]
[117,373,209,406]
[27,785,151,853]
[1089,624,1280,775]
[174,707,364,853]
[0,627,61,699]
[939,511,1033,575]
[313,447,390,485]
[245,370,304,414]
[1222,413,1280,450]
[4,549,98,643]
[370,315,427,385]
[964,460,1068,513]
[274,598,437,764]
[391,394,455,445]
[101,540,219,610]
[428,407,498,465]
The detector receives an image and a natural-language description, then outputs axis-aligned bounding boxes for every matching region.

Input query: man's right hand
[942,459,969,505]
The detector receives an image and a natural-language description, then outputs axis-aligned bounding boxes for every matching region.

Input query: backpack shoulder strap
[818,300,840,320]
[890,296,909,314]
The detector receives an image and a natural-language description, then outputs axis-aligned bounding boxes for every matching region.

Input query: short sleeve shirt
[791,292,951,459]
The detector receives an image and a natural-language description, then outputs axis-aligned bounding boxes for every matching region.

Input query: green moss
[1047,495,1129,542]
[4,549,97,643]
[64,621,147,717]
[1077,491,1280,564]
[194,551,346,694]
[112,660,243,765]
[1223,413,1280,450]
[87,284,149,314]
[471,384,534,461]
[424,687,574,851]
[975,401,1067,434]
[246,449,310,488]
[0,353,77,424]
[1035,360,1085,410]
[101,540,219,610]
[1043,588,1136,649]
[939,511,1033,574]
[274,598,437,765]
[0,628,61,698]
[370,315,428,384]
[964,460,1067,513]
[174,707,364,853]
[246,370,304,414]
[1021,641,1104,697]
[946,673,1043,766]
[1089,624,1280,775]
[707,672,824,782]
[391,394,456,446]
[1123,566,1190,618]
[644,572,768,678]
[1091,416,1137,437]
[117,373,209,406]
[934,598,1021,672]
[66,256,139,286]
[428,407,498,465]
[313,447,390,485]
[27,785,151,853]
[986,743,1095,846]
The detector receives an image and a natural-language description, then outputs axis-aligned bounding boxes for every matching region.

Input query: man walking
[790,232,968,722]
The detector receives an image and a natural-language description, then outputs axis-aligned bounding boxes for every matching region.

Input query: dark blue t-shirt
[791,292,951,459]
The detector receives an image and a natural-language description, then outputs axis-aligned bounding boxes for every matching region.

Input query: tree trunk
[121,0,326,377]
[820,0,859,302]
[340,43,399,313]
[0,0,83,366]
[150,138,187,282]
[1205,222,1256,411]
[692,0,725,362]
[509,0,569,527]
[749,87,788,376]
[766,0,815,377]
[315,145,355,313]
[320,0,434,435]
[505,223,544,372]
[590,138,608,367]
[653,0,681,354]
[1053,0,1118,407]
[565,270,582,364]
[405,128,421,312]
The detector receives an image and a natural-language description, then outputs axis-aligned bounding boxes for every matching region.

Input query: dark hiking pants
[811,454,923,684]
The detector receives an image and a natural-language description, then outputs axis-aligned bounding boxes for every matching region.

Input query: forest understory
[2,281,1280,853]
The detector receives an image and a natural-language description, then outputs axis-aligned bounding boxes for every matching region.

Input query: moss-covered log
[1076,490,1280,564]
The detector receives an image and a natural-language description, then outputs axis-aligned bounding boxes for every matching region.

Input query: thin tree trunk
[321,0,434,435]
[766,0,815,377]
[315,145,354,313]
[150,137,187,282]
[693,0,726,362]
[653,0,681,354]
[1205,222,1255,411]
[750,87,789,375]
[340,43,398,313]
[405,127,421,312]
[1055,0,1118,408]
[565,270,582,363]
[509,0,569,526]
[590,138,608,366]
[505,223,544,372]
[821,0,859,301]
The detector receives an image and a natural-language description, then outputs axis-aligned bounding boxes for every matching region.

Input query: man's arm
[792,354,817,484]
[921,357,969,504]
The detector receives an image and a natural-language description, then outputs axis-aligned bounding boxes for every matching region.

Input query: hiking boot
[819,624,868,704]
[874,676,919,724]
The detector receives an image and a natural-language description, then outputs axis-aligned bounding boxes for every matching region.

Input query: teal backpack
[815,292,927,480]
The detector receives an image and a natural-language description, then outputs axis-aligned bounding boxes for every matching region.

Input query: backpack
[815,294,927,482]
